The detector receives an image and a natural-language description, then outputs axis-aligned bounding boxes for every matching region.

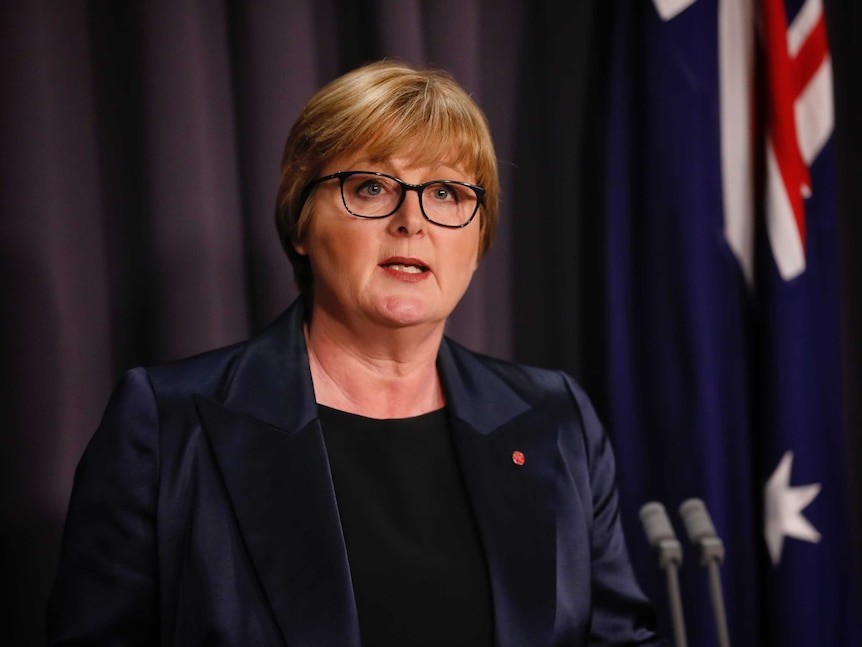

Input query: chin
[376,297,440,328]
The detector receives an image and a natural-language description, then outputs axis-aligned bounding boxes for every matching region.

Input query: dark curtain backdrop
[1,1,859,645]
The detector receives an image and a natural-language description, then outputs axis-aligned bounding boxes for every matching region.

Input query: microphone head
[679,498,718,542]
[639,501,678,547]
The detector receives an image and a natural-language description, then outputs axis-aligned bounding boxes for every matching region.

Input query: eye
[357,180,383,196]
[348,174,399,199]
[427,183,462,204]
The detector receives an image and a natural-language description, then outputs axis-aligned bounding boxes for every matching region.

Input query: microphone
[640,502,688,647]
[679,498,730,647]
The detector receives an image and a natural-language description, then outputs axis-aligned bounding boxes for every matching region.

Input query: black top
[319,405,494,647]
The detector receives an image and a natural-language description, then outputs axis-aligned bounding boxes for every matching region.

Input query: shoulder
[141,340,248,403]
[87,341,249,457]
[92,341,249,428]
[442,336,593,412]
[440,337,611,473]
[133,298,308,406]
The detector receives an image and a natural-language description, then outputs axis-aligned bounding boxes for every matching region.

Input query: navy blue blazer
[48,298,663,646]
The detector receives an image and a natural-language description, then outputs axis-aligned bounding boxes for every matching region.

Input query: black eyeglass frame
[301,170,486,229]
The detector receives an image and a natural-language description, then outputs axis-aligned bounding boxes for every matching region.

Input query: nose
[387,188,426,236]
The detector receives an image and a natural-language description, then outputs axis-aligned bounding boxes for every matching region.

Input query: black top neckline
[319,403,494,646]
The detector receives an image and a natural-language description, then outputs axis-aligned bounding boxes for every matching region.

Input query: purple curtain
[1,1,859,644]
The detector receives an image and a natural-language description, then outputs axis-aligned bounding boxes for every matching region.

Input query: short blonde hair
[275,59,500,298]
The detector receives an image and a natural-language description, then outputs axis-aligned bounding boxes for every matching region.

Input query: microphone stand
[702,539,730,647]
[640,502,688,647]
[658,539,687,647]
[679,498,730,647]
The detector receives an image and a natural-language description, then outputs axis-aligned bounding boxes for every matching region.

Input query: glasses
[303,171,485,228]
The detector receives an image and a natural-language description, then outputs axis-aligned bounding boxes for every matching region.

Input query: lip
[379,256,431,282]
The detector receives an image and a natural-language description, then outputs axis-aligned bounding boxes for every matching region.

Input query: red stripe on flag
[762,0,809,248]
[792,14,829,97]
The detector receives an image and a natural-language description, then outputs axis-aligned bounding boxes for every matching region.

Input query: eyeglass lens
[340,173,478,226]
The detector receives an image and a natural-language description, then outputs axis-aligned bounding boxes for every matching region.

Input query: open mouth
[381,262,428,274]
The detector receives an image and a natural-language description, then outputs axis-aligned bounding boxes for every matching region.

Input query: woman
[48,60,664,646]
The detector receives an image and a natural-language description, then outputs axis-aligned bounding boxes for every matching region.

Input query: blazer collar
[199,299,558,647]
[216,298,534,436]
[218,298,317,433]
[436,336,531,431]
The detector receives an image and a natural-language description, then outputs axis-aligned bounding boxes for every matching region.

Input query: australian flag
[600,0,860,645]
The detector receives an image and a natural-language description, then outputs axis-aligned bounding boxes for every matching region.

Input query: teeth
[386,263,424,273]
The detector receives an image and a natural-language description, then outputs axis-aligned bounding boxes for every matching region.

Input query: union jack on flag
[722,0,833,284]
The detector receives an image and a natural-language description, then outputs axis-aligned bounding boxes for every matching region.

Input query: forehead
[329,115,478,168]
[328,145,474,180]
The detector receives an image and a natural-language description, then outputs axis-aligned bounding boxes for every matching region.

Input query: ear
[292,236,308,256]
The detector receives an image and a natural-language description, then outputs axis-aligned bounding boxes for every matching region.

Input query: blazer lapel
[195,301,360,647]
[438,339,559,647]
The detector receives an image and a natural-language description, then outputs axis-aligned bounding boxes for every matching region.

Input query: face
[293,150,482,333]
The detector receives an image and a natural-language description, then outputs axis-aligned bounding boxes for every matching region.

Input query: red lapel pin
[512,450,526,466]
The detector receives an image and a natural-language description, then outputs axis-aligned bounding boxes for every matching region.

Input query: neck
[304,311,446,419]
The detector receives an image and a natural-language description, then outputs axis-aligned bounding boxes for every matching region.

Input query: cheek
[458,231,482,272]
[308,238,351,281]
[443,236,480,290]
[303,221,377,284]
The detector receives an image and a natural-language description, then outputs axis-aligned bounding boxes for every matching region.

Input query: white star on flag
[764,450,822,566]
